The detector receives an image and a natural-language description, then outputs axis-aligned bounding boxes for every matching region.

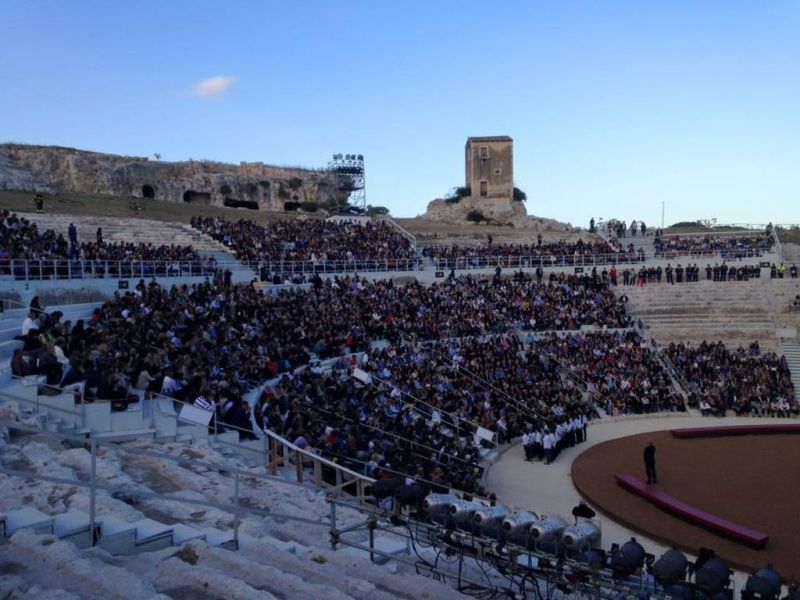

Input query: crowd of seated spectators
[9,255,795,492]
[534,331,685,415]
[251,333,594,493]
[665,341,796,417]
[653,233,774,259]
[422,235,621,267]
[0,210,214,278]
[8,271,629,490]
[191,216,416,271]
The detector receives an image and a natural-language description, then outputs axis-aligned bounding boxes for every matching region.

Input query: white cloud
[191,75,235,97]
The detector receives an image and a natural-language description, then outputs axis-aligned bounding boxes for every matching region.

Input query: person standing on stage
[644,441,657,484]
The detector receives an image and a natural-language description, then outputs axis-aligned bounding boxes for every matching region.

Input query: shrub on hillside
[466,210,488,223]
[444,186,471,204]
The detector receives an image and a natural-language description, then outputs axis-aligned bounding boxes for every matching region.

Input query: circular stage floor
[571,429,800,576]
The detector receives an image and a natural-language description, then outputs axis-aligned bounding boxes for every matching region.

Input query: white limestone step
[2,507,54,537]
[238,531,300,555]
[202,527,238,550]
[92,427,156,442]
[171,523,206,545]
[131,518,174,546]
[98,516,174,555]
[53,510,100,549]
[340,533,409,566]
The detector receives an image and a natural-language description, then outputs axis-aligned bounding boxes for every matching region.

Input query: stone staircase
[618,279,800,352]
[618,230,655,261]
[780,341,800,398]
[780,242,800,266]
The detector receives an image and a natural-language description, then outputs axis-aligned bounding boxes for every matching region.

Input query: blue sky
[2,1,798,226]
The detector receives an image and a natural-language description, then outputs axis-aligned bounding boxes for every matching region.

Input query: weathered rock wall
[423,193,574,231]
[0,144,337,211]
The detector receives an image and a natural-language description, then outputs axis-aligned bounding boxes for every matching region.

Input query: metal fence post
[89,434,97,546]
[295,450,303,482]
[329,496,337,550]
[269,437,278,475]
[233,471,240,545]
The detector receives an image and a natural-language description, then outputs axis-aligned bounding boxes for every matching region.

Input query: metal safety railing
[0,259,220,281]
[426,252,643,270]
[3,248,784,282]
[651,247,775,261]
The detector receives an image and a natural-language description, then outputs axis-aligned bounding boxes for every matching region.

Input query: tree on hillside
[366,205,390,216]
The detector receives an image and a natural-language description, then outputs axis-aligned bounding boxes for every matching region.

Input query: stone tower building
[465,136,513,201]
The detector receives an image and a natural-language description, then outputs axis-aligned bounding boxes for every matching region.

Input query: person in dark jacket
[643,441,657,484]
[60,358,86,387]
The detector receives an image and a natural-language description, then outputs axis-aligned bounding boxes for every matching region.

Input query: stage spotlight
[743,564,783,600]
[529,516,567,544]
[502,511,537,544]
[562,521,601,551]
[695,556,731,598]
[371,476,404,499]
[473,506,508,539]
[610,538,646,579]
[448,499,482,529]
[652,548,688,587]
[422,493,457,525]
[394,483,428,511]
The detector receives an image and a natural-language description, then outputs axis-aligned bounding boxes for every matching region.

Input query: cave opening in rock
[142,184,155,199]
[183,190,211,204]
[224,197,259,210]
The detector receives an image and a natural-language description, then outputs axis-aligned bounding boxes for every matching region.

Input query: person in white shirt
[533,429,543,461]
[21,312,38,337]
[543,429,555,464]
[522,431,532,461]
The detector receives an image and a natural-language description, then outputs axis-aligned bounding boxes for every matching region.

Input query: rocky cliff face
[423,193,574,231]
[0,144,337,211]
[0,149,53,193]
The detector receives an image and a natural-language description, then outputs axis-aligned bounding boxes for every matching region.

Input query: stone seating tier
[11,212,231,256]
